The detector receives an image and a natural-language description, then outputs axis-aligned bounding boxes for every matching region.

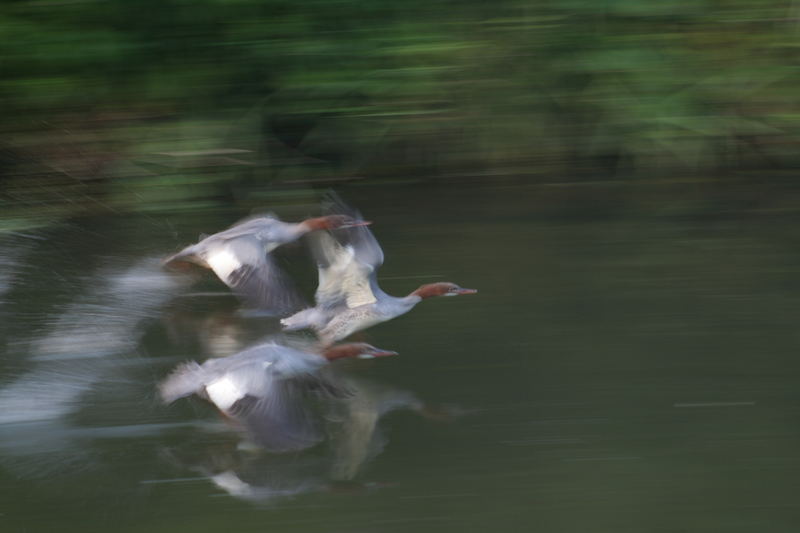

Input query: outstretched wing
[310,195,384,310]
[210,215,286,243]
[159,361,208,404]
[217,343,332,452]
[163,215,306,314]
[205,237,305,315]
[227,379,324,452]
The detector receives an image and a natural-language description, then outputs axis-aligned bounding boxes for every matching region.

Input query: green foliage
[0,0,798,219]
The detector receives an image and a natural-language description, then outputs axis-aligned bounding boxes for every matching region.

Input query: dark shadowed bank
[1,0,799,230]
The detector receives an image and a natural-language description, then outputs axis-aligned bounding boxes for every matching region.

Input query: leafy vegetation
[1,0,798,221]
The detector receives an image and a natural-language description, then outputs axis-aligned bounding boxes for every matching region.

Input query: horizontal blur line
[369,516,450,524]
[380,275,444,280]
[140,476,207,484]
[562,456,640,462]
[284,177,366,184]
[673,401,756,408]
[155,149,252,156]
[174,292,234,297]
[3,231,46,240]
[540,177,724,187]
[503,438,583,446]
[398,492,478,500]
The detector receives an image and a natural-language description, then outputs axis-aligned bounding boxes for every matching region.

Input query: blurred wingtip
[159,361,204,404]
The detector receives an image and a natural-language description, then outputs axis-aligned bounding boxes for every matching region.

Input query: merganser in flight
[159,340,397,451]
[163,213,368,315]
[281,198,476,343]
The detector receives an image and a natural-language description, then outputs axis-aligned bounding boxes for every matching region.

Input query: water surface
[2,182,800,532]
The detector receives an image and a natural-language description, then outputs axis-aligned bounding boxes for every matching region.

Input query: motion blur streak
[1,0,800,531]
[0,259,187,424]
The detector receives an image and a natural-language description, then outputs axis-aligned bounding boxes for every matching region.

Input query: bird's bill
[455,288,478,295]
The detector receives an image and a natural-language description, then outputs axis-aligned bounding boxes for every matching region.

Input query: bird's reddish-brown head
[412,282,478,299]
[303,215,371,231]
[322,343,398,361]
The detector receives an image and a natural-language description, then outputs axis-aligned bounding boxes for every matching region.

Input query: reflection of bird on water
[0,418,209,481]
[157,373,458,502]
[207,466,326,504]
[160,296,283,359]
[326,375,457,481]
[159,340,397,452]
[163,213,369,315]
[160,443,380,506]
[281,195,476,343]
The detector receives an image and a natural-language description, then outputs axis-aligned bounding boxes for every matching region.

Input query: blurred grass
[1,0,799,224]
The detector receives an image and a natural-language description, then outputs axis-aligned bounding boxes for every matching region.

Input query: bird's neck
[400,293,423,307]
[287,221,316,240]
[369,293,421,316]
[322,345,358,361]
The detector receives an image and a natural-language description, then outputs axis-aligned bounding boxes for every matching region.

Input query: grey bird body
[281,196,476,343]
[160,341,332,452]
[159,340,397,451]
[164,216,308,315]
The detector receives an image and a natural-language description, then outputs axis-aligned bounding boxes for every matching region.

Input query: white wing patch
[323,245,376,308]
[313,228,380,311]
[205,375,245,411]
[317,244,354,299]
[345,276,377,308]
[263,241,281,254]
[206,248,242,281]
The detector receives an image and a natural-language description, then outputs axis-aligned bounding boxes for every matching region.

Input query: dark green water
[2,182,800,532]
